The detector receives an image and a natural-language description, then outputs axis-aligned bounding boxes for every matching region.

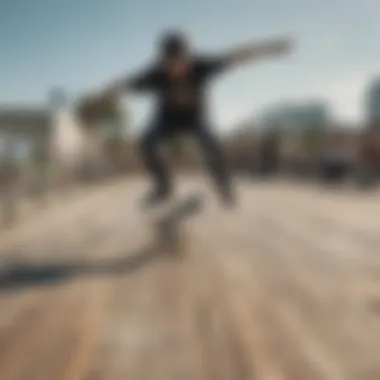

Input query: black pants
[139,120,232,196]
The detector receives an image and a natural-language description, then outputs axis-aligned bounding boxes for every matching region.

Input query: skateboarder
[78,30,294,209]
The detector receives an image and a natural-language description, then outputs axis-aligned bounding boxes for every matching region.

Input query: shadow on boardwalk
[0,244,164,292]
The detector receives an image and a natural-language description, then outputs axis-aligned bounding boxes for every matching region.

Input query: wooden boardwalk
[0,177,380,380]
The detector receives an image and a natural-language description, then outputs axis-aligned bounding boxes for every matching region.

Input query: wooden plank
[0,178,378,380]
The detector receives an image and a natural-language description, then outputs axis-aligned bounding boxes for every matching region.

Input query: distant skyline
[1,0,379,132]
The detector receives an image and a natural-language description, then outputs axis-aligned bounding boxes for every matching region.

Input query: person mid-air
[78,30,295,209]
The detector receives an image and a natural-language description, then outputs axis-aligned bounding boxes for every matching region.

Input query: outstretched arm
[223,36,294,68]
[76,68,156,123]
[98,67,157,100]
[97,78,129,100]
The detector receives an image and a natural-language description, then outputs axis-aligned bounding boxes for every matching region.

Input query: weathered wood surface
[0,177,379,380]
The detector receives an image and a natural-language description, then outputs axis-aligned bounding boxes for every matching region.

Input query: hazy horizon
[1,0,379,132]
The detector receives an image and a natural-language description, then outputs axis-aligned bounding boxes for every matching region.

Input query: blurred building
[0,108,51,162]
[0,89,86,156]
[258,101,332,132]
[0,88,87,189]
[223,127,259,172]
[365,77,380,126]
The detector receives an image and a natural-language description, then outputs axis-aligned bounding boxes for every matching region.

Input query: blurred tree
[76,94,132,174]
[76,95,127,131]
[100,102,132,170]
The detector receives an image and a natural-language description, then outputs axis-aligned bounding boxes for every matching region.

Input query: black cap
[159,30,188,58]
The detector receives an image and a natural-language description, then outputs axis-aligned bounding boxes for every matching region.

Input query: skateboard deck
[148,194,203,255]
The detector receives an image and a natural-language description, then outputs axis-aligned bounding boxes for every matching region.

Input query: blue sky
[1,0,379,132]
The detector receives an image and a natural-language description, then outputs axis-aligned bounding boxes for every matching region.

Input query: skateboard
[148,194,203,255]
